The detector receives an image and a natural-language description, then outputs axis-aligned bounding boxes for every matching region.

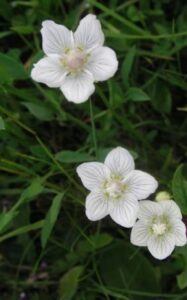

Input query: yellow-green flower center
[104,178,126,199]
[152,223,167,236]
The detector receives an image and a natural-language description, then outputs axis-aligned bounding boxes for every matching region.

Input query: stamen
[152,222,167,236]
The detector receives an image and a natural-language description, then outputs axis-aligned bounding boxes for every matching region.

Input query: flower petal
[104,147,135,178]
[60,72,95,103]
[130,220,149,246]
[138,200,161,220]
[172,220,187,246]
[147,234,175,260]
[76,162,110,191]
[124,170,158,200]
[74,14,104,50]
[41,20,73,55]
[86,46,118,82]
[159,200,182,220]
[86,191,108,221]
[109,195,139,228]
[31,55,67,88]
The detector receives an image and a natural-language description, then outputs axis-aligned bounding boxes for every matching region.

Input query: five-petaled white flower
[131,200,187,260]
[31,14,118,103]
[76,147,158,227]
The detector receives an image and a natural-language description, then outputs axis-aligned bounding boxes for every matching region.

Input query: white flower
[31,14,118,103]
[76,147,158,227]
[131,200,187,260]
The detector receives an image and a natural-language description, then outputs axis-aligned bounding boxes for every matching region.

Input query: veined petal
[159,200,182,220]
[41,20,73,55]
[60,71,95,103]
[172,220,187,246]
[76,162,110,191]
[104,147,135,178]
[86,191,108,221]
[31,55,67,88]
[131,220,149,246]
[74,14,104,50]
[138,200,162,220]
[86,46,118,82]
[124,170,158,200]
[147,234,175,260]
[109,195,139,228]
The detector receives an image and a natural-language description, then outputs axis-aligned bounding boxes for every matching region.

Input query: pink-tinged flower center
[63,49,87,72]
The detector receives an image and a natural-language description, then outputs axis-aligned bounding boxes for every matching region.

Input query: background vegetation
[0,0,187,299]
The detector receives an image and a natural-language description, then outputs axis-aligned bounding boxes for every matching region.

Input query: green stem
[89,99,98,159]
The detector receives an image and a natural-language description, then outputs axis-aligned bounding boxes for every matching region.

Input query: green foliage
[0,52,27,83]
[78,233,113,252]
[121,46,136,87]
[22,102,55,121]
[55,150,93,163]
[0,0,187,299]
[58,266,84,300]
[41,192,64,248]
[172,164,187,214]
[0,117,5,130]
[100,241,160,298]
[127,87,150,102]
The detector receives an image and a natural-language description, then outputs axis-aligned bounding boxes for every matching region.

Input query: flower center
[62,49,87,73]
[104,179,125,199]
[152,222,167,236]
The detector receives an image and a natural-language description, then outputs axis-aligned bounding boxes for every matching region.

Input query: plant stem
[89,99,98,159]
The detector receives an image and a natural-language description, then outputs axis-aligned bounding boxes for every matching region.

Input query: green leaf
[100,241,160,296]
[121,46,136,87]
[172,164,187,214]
[59,266,83,300]
[41,193,64,248]
[78,233,113,253]
[177,269,187,289]
[0,52,27,84]
[127,87,150,102]
[22,102,54,121]
[151,81,172,114]
[55,151,93,163]
[0,116,5,130]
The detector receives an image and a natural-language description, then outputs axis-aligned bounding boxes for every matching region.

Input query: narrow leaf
[41,192,64,248]
[21,177,44,203]
[0,220,44,243]
[121,46,136,87]
[55,151,92,163]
